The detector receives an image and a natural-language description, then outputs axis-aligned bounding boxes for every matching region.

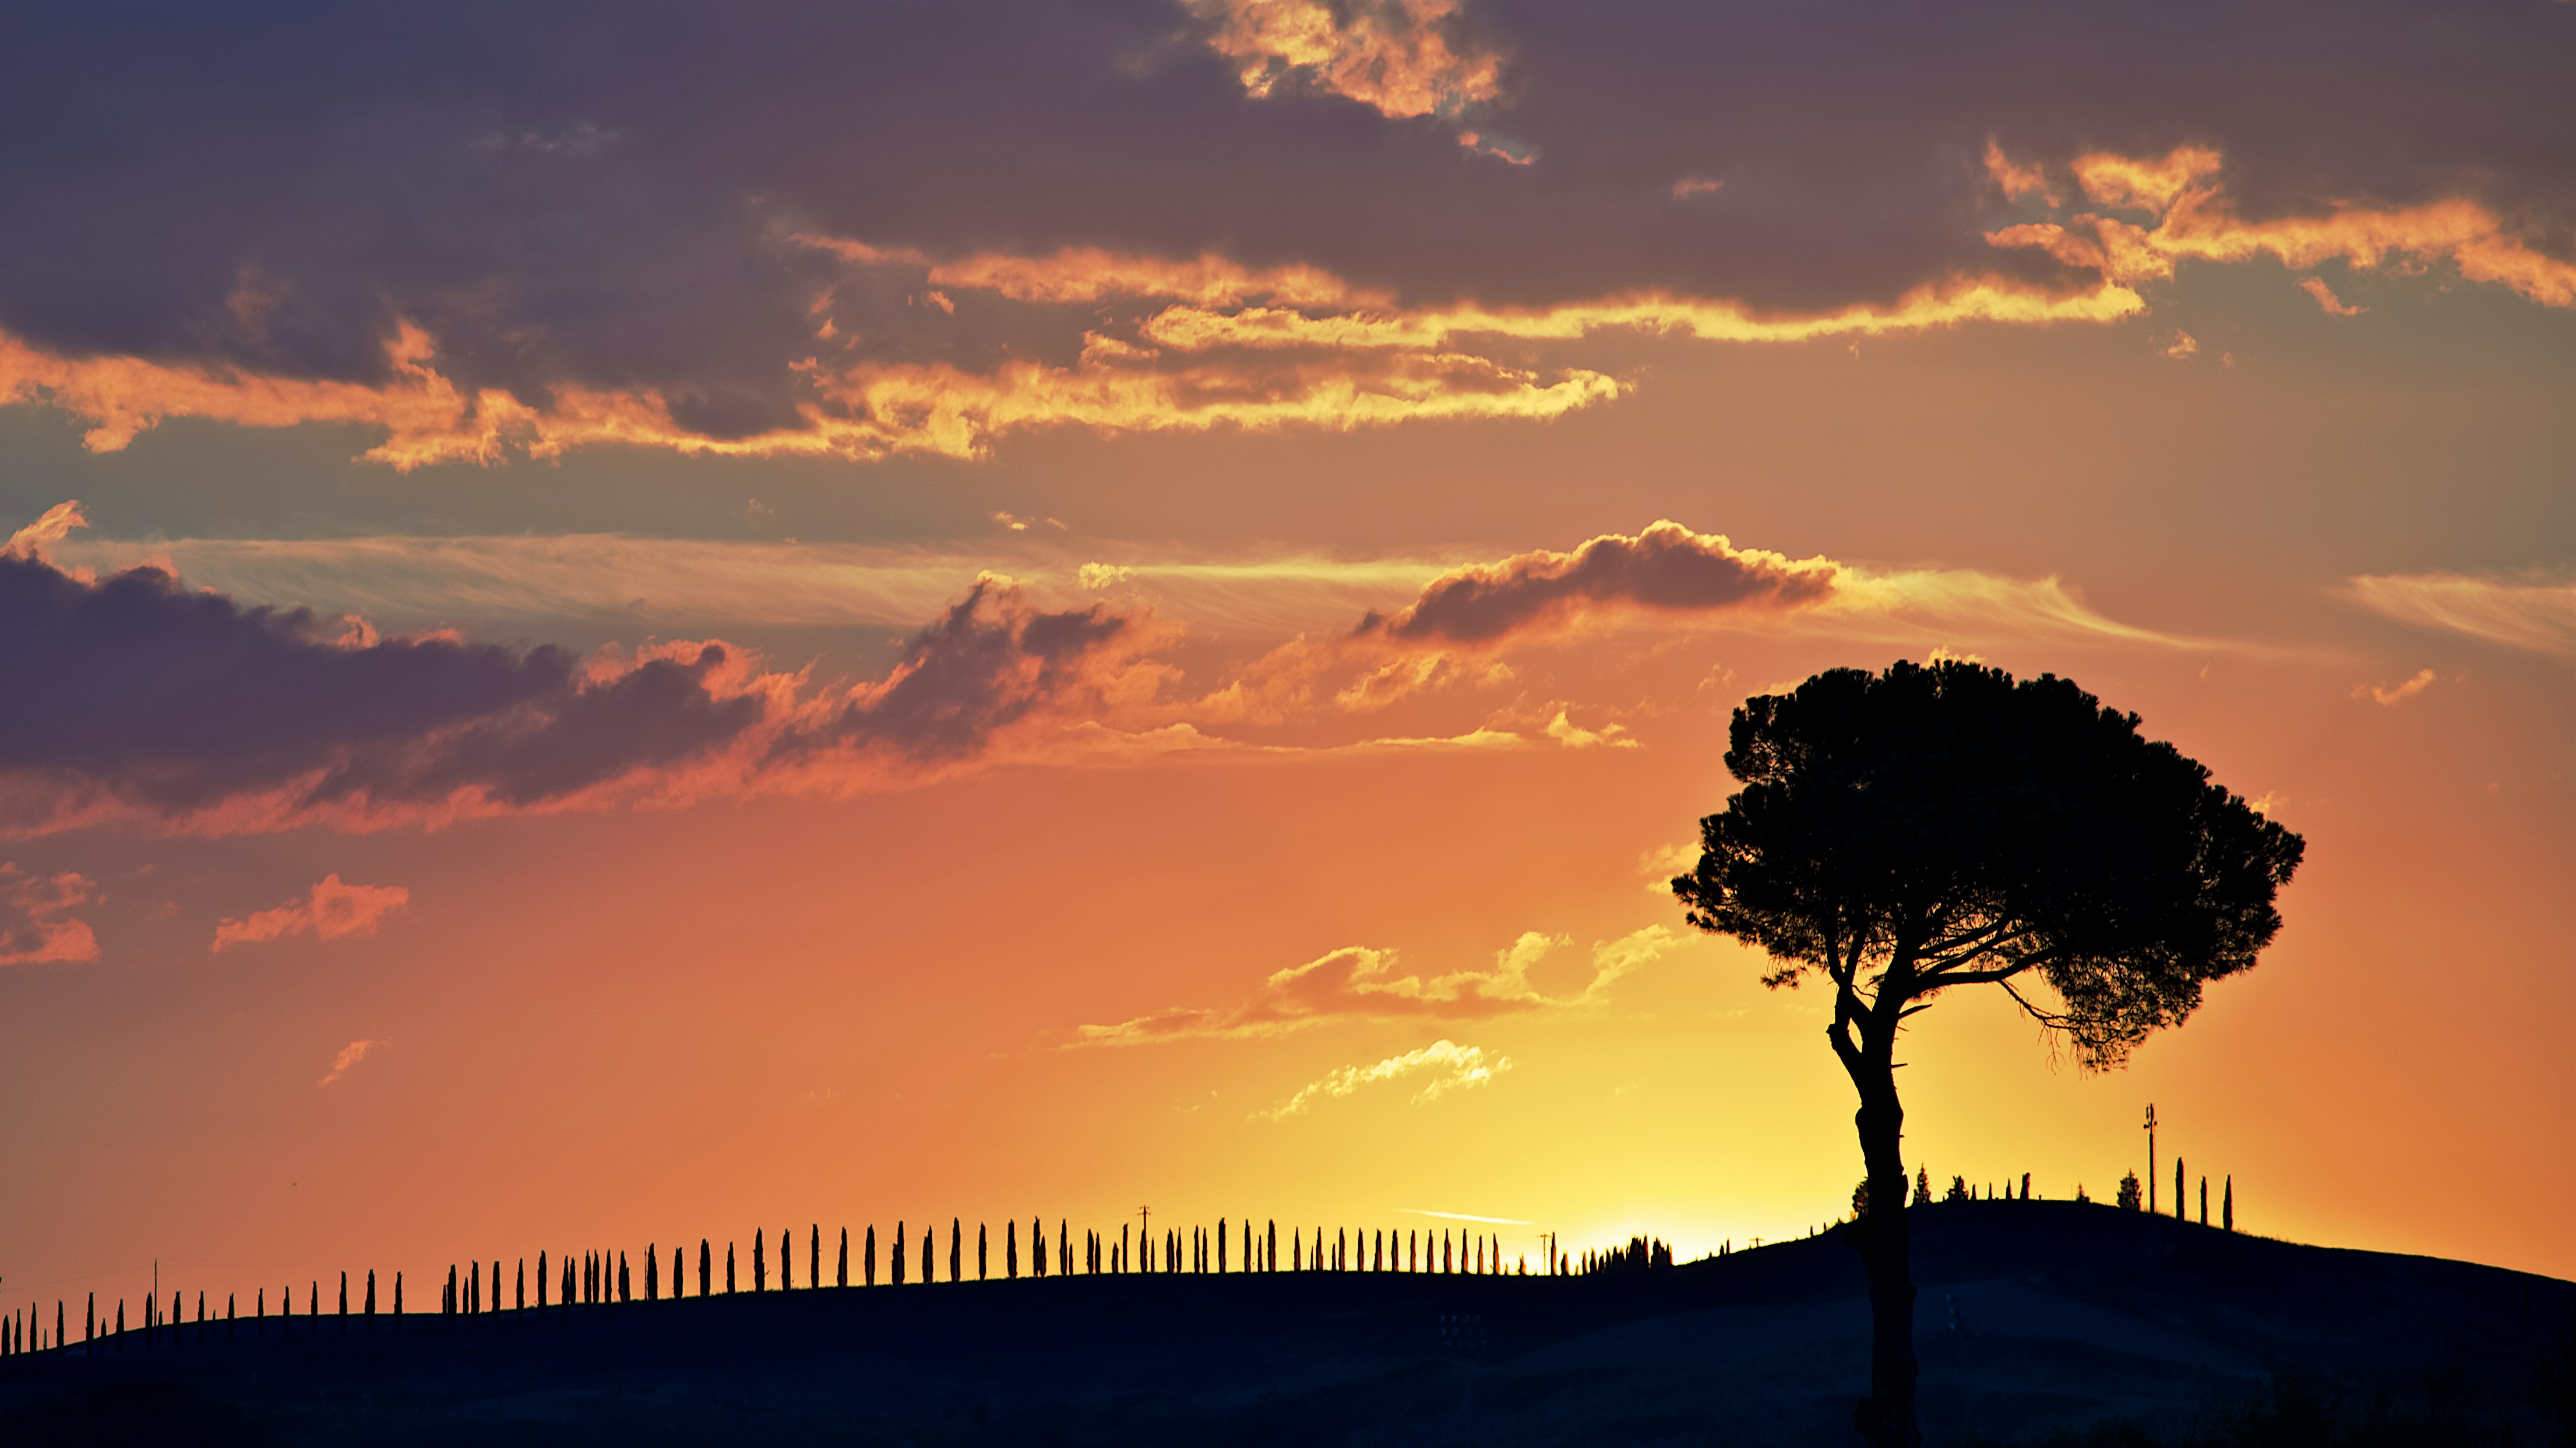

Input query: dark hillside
[3,1203,2568,1445]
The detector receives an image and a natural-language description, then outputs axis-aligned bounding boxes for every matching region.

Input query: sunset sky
[3,1,2572,1322]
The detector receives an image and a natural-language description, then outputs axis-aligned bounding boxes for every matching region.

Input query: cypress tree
[783,1229,793,1291]
[390,1277,399,1317]
[516,1259,525,1310]
[810,1224,820,1290]
[2223,1176,2234,1231]
[446,1264,457,1315]
[538,1252,548,1308]
[1292,1231,1300,1271]
[1032,1218,1045,1279]
[866,1226,877,1286]
[1060,1219,1070,1277]
[1006,1220,1018,1279]
[340,1271,348,1320]
[754,1229,766,1292]
[727,1242,736,1294]
[892,1227,906,1285]
[646,1246,657,1301]
[951,1219,961,1284]
[700,1240,711,1297]
[563,1255,575,1306]
[1219,1218,1229,1273]
[671,1246,682,1299]
[620,1252,631,1302]
[2176,1157,2186,1220]
[979,1222,989,1281]
[840,1227,850,1288]
[1267,1221,1276,1272]
[366,1271,376,1318]
[85,1294,93,1343]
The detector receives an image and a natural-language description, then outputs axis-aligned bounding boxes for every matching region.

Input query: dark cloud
[0,1,2567,442]
[0,549,760,824]
[809,576,1135,761]
[1360,520,1839,645]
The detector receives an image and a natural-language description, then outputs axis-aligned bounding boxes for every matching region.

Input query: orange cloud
[1187,0,1503,119]
[1988,146,2576,309]
[2299,276,2365,316]
[1982,140,2061,207]
[317,1037,386,1087]
[2355,668,2438,706]
[1073,925,1676,1045]
[211,875,411,953]
[0,863,99,967]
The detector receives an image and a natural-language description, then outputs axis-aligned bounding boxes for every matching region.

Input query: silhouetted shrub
[1916,1167,1932,1206]
[2117,1172,2143,1211]
[1946,1175,1969,1204]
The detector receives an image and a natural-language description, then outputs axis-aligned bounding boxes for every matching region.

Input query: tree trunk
[1847,1061,1921,1448]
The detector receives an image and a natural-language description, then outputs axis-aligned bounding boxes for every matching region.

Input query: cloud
[0,863,99,967]
[318,1038,385,1087]
[2355,668,2438,707]
[793,575,1158,763]
[1254,1040,1509,1121]
[212,874,410,953]
[0,506,1174,837]
[1072,924,1677,1045]
[1987,146,2576,311]
[0,5,2570,472]
[2348,573,2576,658]
[1356,521,1840,646]
[1187,0,1503,119]
[2298,276,2365,315]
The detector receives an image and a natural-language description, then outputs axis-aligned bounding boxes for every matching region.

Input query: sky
[2,0,2572,1323]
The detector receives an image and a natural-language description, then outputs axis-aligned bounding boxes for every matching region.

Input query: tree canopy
[1673,659,2304,1067]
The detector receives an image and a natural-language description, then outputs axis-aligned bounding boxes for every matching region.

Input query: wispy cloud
[318,1038,386,1087]
[0,862,99,967]
[1254,1040,1509,1121]
[212,875,411,954]
[1073,925,1676,1045]
[2348,573,2576,658]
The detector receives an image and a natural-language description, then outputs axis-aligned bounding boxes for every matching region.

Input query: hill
[3,1202,2570,1445]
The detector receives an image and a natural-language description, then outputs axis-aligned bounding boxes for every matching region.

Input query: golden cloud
[1987,145,2576,309]
[211,873,411,953]
[2348,573,2576,658]
[1187,0,1503,119]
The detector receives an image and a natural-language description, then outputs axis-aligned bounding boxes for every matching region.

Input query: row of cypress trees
[0,1272,391,1358]
[1,1220,1566,1358]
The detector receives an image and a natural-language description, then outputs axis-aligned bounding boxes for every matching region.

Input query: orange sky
[1,0,2572,1329]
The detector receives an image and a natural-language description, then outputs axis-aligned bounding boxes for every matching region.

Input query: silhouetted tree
[2022,1172,2032,1200]
[516,1258,525,1309]
[754,1230,766,1292]
[812,1225,821,1290]
[2175,1158,2186,1219]
[2223,1176,2234,1232]
[538,1252,548,1308]
[365,1271,376,1319]
[1944,1175,1968,1204]
[699,1240,711,1298]
[866,1225,877,1286]
[979,1222,989,1281]
[1914,1167,1930,1207]
[2199,1176,2208,1226]
[892,1226,906,1285]
[646,1245,657,1301]
[619,1252,630,1302]
[2117,1171,2144,1210]
[726,1242,736,1294]
[1060,1219,1070,1277]
[1006,1220,1018,1279]
[1672,661,2304,1448]
[839,1227,849,1288]
[950,1220,961,1284]
[783,1227,793,1290]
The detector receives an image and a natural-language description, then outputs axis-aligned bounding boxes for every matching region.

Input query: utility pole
[2143,1104,2158,1215]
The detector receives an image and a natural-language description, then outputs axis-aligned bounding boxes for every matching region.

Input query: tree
[1006,1220,1019,1279]
[2175,1158,2186,1220]
[866,1225,876,1286]
[2223,1176,2234,1232]
[2117,1171,2144,1210]
[951,1220,962,1284]
[1672,661,2303,1448]
[979,1222,989,1281]
[839,1227,850,1288]
[699,1240,711,1298]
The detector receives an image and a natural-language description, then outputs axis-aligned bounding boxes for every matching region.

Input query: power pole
[2143,1104,2158,1215]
